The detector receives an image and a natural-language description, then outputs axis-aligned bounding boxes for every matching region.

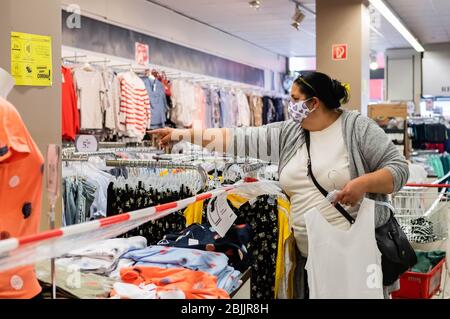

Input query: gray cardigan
[228,110,410,227]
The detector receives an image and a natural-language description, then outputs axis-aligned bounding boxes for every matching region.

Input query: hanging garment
[121,246,241,293]
[275,197,295,299]
[262,96,277,124]
[224,194,279,299]
[211,89,223,128]
[282,98,289,121]
[248,94,263,127]
[427,155,445,178]
[203,88,213,129]
[61,66,79,141]
[0,97,45,299]
[62,177,96,226]
[411,123,448,148]
[220,90,234,127]
[194,85,207,128]
[158,223,252,272]
[184,200,205,226]
[141,77,168,129]
[304,198,384,299]
[62,162,114,225]
[271,97,285,122]
[116,266,230,299]
[225,194,295,299]
[170,80,197,128]
[117,72,150,140]
[106,183,193,244]
[230,91,240,127]
[73,68,105,130]
[101,69,121,131]
[425,143,445,153]
[236,91,251,127]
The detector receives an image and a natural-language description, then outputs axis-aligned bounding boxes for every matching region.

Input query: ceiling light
[291,5,305,30]
[370,54,379,70]
[249,0,261,9]
[370,61,379,70]
[369,0,424,52]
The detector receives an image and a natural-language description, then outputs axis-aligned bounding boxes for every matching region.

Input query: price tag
[75,135,98,153]
[188,239,199,246]
[207,193,237,238]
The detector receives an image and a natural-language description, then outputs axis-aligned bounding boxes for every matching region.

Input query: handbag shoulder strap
[304,130,355,225]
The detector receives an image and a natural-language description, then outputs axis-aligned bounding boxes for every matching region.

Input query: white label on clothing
[9,175,20,188]
[10,275,23,290]
[188,239,199,246]
[207,193,237,238]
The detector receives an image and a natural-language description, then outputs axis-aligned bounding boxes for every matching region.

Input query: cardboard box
[368,103,407,120]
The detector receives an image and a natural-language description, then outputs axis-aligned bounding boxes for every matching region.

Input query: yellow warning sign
[11,32,52,86]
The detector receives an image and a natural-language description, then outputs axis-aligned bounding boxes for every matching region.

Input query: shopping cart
[391,178,450,299]
[392,183,449,244]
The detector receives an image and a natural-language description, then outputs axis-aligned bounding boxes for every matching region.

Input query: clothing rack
[223,161,270,182]
[62,150,120,163]
[411,149,440,156]
[62,45,289,97]
[105,159,209,189]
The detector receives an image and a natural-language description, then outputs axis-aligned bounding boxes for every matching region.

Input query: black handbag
[304,130,417,286]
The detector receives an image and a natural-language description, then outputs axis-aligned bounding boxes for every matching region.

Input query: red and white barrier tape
[0,185,237,256]
[405,183,450,188]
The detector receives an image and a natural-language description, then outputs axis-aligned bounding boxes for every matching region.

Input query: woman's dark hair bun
[331,79,349,107]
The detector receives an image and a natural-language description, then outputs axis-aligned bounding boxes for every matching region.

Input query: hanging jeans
[63,178,96,226]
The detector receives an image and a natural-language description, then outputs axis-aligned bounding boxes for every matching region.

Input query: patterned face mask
[288,98,315,124]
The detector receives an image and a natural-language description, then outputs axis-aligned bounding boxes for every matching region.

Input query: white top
[236,90,251,127]
[73,69,104,129]
[305,198,384,299]
[171,79,198,128]
[279,115,353,255]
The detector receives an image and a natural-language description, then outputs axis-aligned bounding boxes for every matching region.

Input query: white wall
[385,48,422,113]
[423,43,450,97]
[61,0,286,73]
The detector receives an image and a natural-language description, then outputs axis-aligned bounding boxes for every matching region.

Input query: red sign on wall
[332,44,348,61]
[135,42,149,65]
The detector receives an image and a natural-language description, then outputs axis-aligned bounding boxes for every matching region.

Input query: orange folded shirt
[117,266,230,299]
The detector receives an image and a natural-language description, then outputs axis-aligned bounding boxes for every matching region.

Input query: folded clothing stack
[111,266,230,299]
[121,246,241,293]
[56,236,147,275]
[158,223,252,272]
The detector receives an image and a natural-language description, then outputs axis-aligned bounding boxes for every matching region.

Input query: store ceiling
[148,0,450,57]
[147,0,317,57]
[386,0,450,45]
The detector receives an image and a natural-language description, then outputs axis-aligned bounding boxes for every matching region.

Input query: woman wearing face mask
[149,71,409,298]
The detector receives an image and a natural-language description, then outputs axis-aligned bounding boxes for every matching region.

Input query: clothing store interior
[1,0,450,301]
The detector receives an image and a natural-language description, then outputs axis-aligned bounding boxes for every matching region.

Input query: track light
[370,54,379,70]
[291,5,305,30]
[370,61,379,70]
[249,0,261,9]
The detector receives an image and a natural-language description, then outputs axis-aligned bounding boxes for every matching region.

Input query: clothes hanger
[81,62,94,72]
[315,191,397,217]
